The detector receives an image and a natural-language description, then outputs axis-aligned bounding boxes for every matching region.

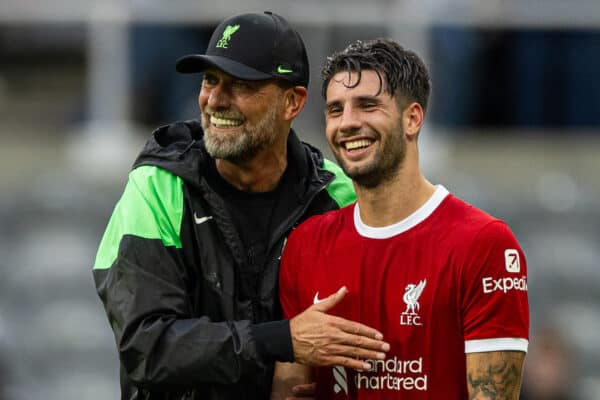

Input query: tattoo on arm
[466,351,525,400]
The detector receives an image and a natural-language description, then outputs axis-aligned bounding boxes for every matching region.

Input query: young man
[273,39,529,399]
[93,13,389,400]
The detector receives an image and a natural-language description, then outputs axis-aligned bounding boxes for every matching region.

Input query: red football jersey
[279,186,529,400]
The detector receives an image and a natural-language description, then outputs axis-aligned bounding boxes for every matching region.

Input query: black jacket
[93,120,356,400]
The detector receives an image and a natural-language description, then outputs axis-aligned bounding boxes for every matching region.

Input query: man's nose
[207,83,231,110]
[339,106,361,133]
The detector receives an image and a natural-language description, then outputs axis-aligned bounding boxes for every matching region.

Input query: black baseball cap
[176,11,309,87]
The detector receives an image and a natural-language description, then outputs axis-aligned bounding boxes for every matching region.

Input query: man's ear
[283,86,308,121]
[403,102,424,140]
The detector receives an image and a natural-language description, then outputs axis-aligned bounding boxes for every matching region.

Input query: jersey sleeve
[461,221,529,353]
[279,229,305,319]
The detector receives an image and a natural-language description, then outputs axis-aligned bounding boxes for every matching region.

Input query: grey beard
[201,97,282,162]
[204,130,255,162]
[203,125,278,164]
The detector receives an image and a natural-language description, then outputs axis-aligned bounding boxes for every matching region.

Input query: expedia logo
[482,275,528,294]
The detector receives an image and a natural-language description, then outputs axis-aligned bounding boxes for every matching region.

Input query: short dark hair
[321,38,431,112]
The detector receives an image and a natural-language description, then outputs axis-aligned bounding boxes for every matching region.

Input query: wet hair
[321,38,431,112]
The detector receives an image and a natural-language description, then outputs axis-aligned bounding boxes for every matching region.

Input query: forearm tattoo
[467,351,525,400]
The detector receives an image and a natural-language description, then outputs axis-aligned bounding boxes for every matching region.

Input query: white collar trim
[354,185,449,239]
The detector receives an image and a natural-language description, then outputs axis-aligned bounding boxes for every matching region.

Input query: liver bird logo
[216,25,240,48]
[402,280,426,315]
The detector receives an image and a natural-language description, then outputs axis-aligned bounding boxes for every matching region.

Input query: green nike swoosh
[277,65,293,74]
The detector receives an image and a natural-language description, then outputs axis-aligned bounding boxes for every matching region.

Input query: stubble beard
[202,100,282,163]
[336,129,407,189]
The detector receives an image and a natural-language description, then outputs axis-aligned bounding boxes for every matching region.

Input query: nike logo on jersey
[313,292,325,304]
[194,213,213,225]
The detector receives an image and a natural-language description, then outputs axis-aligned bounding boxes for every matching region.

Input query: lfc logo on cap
[216,25,240,49]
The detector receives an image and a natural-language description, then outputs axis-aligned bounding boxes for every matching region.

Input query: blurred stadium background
[1,0,599,399]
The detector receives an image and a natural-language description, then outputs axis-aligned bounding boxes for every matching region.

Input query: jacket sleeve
[92,166,267,387]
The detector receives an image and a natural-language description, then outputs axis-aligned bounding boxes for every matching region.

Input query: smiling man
[273,38,529,400]
[93,12,390,400]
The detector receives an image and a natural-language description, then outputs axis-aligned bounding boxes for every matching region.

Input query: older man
[94,12,388,400]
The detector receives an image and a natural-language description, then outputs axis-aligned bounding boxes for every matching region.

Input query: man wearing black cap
[93,11,389,400]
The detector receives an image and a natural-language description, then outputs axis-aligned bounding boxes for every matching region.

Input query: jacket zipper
[268,174,334,254]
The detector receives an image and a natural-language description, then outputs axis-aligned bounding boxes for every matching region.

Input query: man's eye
[327,106,342,115]
[203,75,218,85]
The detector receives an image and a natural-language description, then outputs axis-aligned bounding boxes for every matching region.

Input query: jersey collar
[354,185,450,239]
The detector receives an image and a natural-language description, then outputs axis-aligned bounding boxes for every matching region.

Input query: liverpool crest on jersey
[401,279,426,326]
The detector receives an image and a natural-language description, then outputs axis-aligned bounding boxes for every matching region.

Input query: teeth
[210,116,243,127]
[345,139,372,150]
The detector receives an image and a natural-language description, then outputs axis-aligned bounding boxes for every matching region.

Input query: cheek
[324,128,335,147]
[198,91,208,109]
[324,119,337,142]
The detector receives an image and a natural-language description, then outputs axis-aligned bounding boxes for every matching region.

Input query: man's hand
[289,286,390,371]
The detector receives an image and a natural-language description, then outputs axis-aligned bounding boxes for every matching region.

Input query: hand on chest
[302,240,456,339]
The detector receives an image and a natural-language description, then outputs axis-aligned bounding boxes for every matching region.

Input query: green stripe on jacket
[322,159,356,208]
[94,166,184,270]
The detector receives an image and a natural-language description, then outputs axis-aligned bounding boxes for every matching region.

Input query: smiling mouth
[210,115,243,128]
[344,139,373,151]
